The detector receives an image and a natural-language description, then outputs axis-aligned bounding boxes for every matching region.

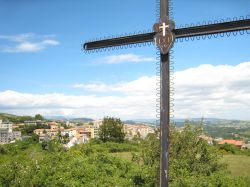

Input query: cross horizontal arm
[83,19,250,51]
[175,19,250,38]
[83,32,155,50]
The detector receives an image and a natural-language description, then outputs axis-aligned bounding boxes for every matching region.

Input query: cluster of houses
[199,134,250,149]
[124,124,155,139]
[0,120,21,144]
[34,122,95,146]
[33,121,155,148]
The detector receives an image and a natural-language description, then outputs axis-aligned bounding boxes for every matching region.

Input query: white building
[93,120,102,138]
[12,131,21,140]
[0,121,21,144]
[198,134,213,145]
[0,129,11,144]
[124,124,155,139]
[64,137,80,149]
[0,121,13,133]
[61,128,78,138]
[242,144,250,149]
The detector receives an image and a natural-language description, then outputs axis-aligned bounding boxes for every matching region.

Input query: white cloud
[174,62,250,120]
[73,76,155,95]
[0,90,155,119]
[0,33,59,53]
[0,33,34,42]
[1,62,250,120]
[95,53,154,64]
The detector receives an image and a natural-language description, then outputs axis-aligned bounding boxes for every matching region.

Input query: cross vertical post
[160,53,170,187]
[160,0,168,20]
[159,1,170,186]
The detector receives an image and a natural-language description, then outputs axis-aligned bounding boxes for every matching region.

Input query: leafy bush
[218,143,239,154]
[0,123,250,186]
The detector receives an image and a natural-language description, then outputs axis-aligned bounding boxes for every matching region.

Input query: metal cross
[83,0,250,186]
[159,22,169,36]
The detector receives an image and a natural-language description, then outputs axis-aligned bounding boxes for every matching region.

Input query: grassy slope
[109,152,133,161]
[221,154,250,177]
[113,152,250,178]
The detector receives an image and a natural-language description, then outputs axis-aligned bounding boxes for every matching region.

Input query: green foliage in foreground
[0,125,250,187]
[0,139,151,187]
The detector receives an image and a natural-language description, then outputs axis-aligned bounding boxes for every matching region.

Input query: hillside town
[0,118,156,148]
[1,116,250,150]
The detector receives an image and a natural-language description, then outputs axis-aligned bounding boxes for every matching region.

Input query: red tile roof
[218,139,244,146]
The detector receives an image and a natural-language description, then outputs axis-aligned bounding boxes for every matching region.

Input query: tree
[34,114,44,121]
[62,133,70,144]
[169,124,225,185]
[140,124,227,186]
[98,117,125,143]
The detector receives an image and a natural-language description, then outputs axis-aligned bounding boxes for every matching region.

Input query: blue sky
[0,0,250,120]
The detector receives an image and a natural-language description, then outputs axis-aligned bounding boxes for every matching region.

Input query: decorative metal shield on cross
[153,19,175,54]
[83,0,250,186]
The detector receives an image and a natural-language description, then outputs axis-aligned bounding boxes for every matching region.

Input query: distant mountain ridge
[123,118,250,127]
[1,112,250,126]
[70,118,94,123]
[0,112,18,118]
[0,112,34,123]
[0,113,94,123]
[45,116,94,123]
